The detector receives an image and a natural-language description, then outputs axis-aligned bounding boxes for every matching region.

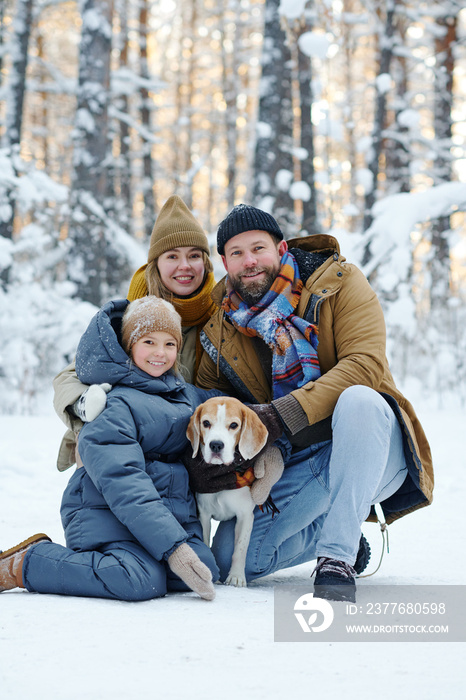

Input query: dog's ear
[238,405,268,460]
[186,405,202,457]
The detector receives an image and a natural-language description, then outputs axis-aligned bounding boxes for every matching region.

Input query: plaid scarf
[222,251,320,399]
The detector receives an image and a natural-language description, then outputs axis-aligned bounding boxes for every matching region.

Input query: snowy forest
[0,0,465,414]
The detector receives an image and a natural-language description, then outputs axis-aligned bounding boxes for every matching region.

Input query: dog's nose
[209,440,224,454]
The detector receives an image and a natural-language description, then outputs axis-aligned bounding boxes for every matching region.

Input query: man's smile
[241,269,265,280]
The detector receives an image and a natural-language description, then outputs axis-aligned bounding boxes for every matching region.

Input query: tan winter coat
[196,234,433,525]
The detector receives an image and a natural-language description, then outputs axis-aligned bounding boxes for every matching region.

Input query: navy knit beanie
[217,204,284,255]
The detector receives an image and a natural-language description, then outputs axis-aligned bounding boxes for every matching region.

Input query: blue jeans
[212,385,408,582]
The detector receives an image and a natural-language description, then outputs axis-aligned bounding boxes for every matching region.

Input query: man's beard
[229,266,279,306]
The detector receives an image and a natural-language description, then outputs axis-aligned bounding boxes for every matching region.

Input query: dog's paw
[225,571,248,587]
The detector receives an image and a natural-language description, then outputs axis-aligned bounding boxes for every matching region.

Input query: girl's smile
[131,331,178,377]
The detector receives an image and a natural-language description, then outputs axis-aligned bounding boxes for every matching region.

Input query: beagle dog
[186,397,268,587]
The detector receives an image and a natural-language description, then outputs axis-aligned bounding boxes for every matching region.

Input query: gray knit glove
[167,544,215,601]
[250,446,284,506]
[72,383,112,422]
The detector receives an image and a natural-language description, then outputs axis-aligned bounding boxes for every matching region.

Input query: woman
[126,194,216,381]
[54,195,217,472]
[0,296,220,601]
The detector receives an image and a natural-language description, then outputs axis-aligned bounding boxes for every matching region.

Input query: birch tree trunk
[182,0,198,208]
[297,22,318,236]
[384,16,410,196]
[430,10,457,310]
[0,0,7,92]
[36,31,49,170]
[139,0,155,236]
[341,9,358,213]
[116,0,132,235]
[363,0,397,231]
[221,0,241,211]
[66,0,114,305]
[0,0,33,245]
[253,0,295,233]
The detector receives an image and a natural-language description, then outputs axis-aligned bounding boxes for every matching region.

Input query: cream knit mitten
[168,544,215,601]
[73,383,112,422]
[250,446,285,505]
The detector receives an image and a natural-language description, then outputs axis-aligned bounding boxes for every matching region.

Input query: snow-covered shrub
[0,224,97,414]
[357,183,466,404]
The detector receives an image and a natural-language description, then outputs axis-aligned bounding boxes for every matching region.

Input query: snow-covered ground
[1,391,465,699]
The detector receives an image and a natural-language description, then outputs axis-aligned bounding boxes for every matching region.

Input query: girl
[0,296,220,601]
[53,194,217,472]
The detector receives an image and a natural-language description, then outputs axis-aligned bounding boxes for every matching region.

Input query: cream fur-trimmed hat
[121,296,182,354]
[147,195,210,263]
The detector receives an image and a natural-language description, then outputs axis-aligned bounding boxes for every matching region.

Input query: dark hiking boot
[312,557,357,603]
[354,533,371,575]
[0,534,51,592]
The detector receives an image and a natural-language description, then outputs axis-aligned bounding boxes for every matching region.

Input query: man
[190,203,433,602]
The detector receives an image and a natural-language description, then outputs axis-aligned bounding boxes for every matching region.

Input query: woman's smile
[157,247,205,296]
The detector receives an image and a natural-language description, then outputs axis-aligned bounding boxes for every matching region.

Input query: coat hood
[286,233,340,257]
[75,299,185,395]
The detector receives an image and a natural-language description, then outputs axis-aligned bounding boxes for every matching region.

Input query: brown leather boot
[0,534,51,592]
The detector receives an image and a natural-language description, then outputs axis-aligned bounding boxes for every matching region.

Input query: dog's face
[186,397,268,465]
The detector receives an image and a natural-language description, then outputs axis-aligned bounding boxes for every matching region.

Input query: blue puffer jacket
[61,299,221,561]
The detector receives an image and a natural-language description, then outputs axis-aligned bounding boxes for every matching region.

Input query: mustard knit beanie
[147,195,210,263]
[121,296,182,354]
